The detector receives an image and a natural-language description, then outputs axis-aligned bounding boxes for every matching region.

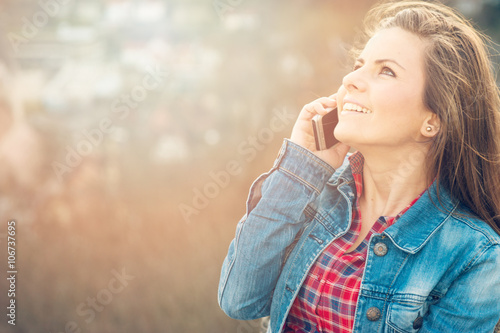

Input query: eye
[381,66,396,77]
[352,63,362,71]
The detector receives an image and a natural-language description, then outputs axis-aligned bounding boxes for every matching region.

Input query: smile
[342,102,372,114]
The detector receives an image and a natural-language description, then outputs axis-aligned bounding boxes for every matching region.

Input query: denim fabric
[219,139,500,332]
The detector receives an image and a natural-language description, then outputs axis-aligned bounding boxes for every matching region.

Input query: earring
[426,126,432,132]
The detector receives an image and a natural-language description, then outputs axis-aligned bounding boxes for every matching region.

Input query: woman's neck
[358,145,431,218]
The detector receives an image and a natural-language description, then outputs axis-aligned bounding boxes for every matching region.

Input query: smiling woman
[336,28,434,150]
[218,1,500,332]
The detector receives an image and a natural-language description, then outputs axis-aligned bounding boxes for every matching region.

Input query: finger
[316,96,337,107]
[312,101,329,116]
[319,97,337,114]
[300,97,337,121]
[312,98,337,115]
[302,102,323,118]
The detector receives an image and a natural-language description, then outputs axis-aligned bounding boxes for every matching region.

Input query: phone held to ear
[311,108,339,150]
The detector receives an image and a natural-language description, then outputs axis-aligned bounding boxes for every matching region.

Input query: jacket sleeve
[218,139,335,320]
[421,241,500,332]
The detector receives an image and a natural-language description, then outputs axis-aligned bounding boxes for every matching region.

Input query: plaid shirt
[284,152,421,333]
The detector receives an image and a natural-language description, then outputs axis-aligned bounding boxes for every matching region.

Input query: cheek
[385,85,426,109]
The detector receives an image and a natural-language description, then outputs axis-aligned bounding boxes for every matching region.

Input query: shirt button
[366,307,381,321]
[374,242,388,256]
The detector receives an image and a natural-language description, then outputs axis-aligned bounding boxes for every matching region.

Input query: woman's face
[335,27,434,150]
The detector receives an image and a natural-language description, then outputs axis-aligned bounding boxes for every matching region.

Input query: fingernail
[324,107,335,112]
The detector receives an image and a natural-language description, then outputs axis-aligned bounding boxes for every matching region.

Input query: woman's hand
[290,95,350,169]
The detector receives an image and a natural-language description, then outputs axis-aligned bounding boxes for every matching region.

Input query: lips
[342,102,372,114]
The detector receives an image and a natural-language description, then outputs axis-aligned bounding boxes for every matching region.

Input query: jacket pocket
[386,294,438,333]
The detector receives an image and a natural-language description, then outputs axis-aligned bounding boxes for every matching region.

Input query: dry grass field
[0,134,284,332]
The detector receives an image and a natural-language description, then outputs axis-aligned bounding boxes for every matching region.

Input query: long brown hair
[353,0,500,234]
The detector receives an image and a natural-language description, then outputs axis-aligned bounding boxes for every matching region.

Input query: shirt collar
[348,151,364,203]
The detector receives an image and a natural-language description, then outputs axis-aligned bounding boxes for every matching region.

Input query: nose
[342,68,367,92]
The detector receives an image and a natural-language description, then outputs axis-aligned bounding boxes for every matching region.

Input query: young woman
[219,1,500,332]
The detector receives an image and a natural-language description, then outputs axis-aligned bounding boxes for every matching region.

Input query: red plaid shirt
[284,152,422,333]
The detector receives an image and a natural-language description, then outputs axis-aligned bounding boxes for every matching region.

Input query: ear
[421,113,440,138]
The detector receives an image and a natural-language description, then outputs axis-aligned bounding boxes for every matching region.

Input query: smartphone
[311,108,339,150]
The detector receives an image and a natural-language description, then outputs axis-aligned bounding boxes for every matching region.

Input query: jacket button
[413,315,423,329]
[366,307,381,321]
[374,242,388,256]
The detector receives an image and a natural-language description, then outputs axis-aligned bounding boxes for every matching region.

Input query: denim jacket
[219,140,500,333]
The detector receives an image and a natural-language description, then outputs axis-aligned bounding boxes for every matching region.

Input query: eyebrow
[355,58,406,71]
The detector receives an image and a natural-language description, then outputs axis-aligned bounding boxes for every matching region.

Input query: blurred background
[0,0,498,332]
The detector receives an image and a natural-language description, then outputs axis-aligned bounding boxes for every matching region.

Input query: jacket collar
[382,182,459,254]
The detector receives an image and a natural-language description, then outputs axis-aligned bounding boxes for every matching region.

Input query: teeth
[343,102,372,114]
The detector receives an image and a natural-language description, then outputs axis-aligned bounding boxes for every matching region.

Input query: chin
[334,132,366,151]
[334,127,355,145]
